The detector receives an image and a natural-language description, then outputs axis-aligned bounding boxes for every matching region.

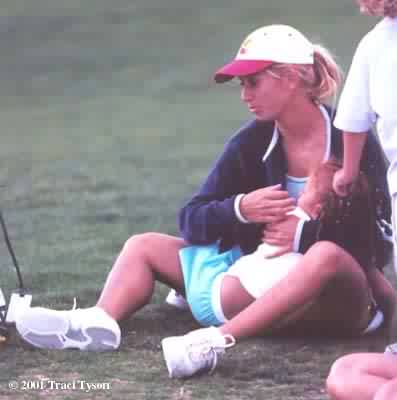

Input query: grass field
[0,1,395,399]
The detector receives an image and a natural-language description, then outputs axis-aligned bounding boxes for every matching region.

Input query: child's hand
[333,169,357,197]
[261,214,297,257]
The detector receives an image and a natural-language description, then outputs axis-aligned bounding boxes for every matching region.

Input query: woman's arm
[178,138,252,244]
[178,124,295,246]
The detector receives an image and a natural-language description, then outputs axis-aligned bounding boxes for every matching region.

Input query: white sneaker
[165,290,189,310]
[15,304,120,351]
[385,342,397,354]
[162,326,235,378]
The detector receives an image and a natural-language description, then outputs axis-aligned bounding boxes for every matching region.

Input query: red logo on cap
[239,38,252,55]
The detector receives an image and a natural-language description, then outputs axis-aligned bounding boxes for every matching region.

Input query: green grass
[0,1,394,399]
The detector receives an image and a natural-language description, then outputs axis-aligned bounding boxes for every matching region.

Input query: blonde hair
[357,0,397,17]
[267,45,343,104]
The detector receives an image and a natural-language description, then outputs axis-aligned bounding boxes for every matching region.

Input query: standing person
[16,25,394,378]
[332,0,397,276]
[326,2,397,399]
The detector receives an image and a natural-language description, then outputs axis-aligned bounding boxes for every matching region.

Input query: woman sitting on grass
[161,158,392,377]
[15,24,396,379]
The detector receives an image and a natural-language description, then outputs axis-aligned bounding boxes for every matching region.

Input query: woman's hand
[240,184,296,224]
[261,213,299,257]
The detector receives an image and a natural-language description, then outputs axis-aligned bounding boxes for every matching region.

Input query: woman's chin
[254,113,272,122]
[251,110,263,119]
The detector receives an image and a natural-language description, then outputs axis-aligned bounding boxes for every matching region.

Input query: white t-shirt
[334,17,397,195]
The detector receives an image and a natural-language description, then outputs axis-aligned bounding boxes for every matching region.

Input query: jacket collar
[261,104,332,164]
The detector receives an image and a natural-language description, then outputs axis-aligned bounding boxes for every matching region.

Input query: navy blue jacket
[179,106,391,269]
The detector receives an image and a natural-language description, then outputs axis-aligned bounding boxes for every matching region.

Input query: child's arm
[333,131,368,196]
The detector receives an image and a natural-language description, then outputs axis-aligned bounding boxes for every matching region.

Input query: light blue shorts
[179,243,242,326]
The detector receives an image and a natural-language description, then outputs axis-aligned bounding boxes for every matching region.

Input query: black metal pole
[0,211,25,290]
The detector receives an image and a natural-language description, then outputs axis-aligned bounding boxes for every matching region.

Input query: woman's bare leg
[326,353,397,400]
[219,241,372,339]
[15,232,187,351]
[97,232,187,321]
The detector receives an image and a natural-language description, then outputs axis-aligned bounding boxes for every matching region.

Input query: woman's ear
[282,66,301,90]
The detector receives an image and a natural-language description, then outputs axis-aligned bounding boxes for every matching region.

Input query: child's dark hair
[314,159,378,270]
[316,160,370,222]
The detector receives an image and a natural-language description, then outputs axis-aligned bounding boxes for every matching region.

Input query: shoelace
[189,334,236,374]
[64,297,82,333]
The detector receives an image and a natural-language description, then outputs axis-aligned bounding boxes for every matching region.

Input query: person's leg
[374,377,397,400]
[326,353,397,400]
[161,241,373,378]
[16,232,187,350]
[218,241,372,339]
[97,232,187,321]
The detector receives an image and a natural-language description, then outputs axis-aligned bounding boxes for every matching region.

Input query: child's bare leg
[161,241,375,379]
[219,241,372,339]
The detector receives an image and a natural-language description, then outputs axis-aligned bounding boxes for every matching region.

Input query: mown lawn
[0,1,393,399]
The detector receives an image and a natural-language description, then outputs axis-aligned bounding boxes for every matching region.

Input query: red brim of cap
[214,60,273,83]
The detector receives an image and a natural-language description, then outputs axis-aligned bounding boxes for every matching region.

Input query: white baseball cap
[214,24,315,83]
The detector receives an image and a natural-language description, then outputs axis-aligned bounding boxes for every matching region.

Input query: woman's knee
[123,232,161,252]
[121,233,186,286]
[121,233,157,261]
[123,232,182,259]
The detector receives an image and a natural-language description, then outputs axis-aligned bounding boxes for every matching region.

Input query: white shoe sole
[16,308,120,351]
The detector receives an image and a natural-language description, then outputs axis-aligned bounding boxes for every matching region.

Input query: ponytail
[298,45,343,104]
[265,42,343,105]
